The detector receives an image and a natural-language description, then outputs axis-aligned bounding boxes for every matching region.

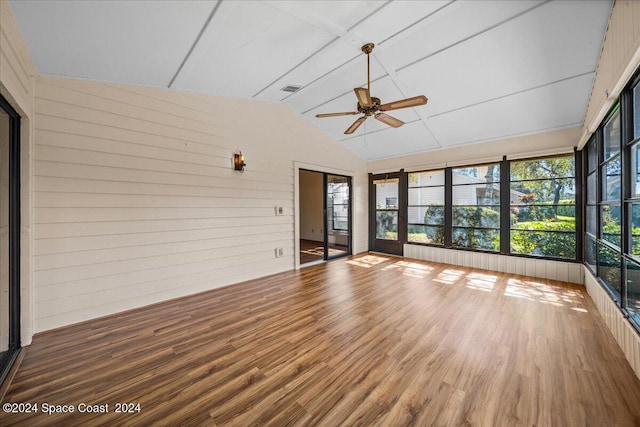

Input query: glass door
[370,172,405,255]
[0,95,20,385]
[325,174,351,259]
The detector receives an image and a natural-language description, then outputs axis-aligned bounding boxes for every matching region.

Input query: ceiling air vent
[281,85,302,93]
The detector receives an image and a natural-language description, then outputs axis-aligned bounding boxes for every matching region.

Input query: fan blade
[344,116,367,134]
[316,111,359,118]
[354,87,372,107]
[379,95,428,111]
[375,113,404,128]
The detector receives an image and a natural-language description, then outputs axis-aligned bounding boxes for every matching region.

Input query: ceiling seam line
[372,48,441,147]
[252,37,339,98]
[168,0,222,89]
[427,71,595,119]
[448,122,584,147]
[300,1,551,116]
[300,74,387,115]
[254,0,392,100]
[280,54,361,103]
[378,0,456,46]
[345,0,393,31]
[396,0,552,73]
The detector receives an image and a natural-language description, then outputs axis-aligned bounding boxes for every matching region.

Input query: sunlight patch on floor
[347,255,389,268]
[504,278,584,308]
[465,272,497,292]
[382,261,434,278]
[434,268,465,285]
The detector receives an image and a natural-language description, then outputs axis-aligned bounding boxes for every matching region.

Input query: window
[634,81,640,139]
[598,107,622,299]
[599,242,621,299]
[585,70,640,327]
[328,181,349,231]
[452,164,500,251]
[408,170,444,245]
[510,155,576,259]
[626,258,640,325]
[604,108,620,160]
[627,77,640,320]
[586,136,598,272]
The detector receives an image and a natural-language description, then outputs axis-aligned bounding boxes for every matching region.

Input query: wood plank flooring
[299,240,347,265]
[2,253,640,426]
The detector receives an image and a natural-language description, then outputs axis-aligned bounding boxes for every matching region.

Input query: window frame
[508,153,577,260]
[403,154,579,260]
[584,66,640,332]
[407,169,445,246]
[451,162,502,252]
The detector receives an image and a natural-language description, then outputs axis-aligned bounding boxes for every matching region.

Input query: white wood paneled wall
[584,269,640,380]
[581,0,640,147]
[33,76,367,332]
[404,244,584,284]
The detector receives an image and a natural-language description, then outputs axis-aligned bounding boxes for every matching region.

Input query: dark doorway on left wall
[299,169,352,266]
[0,94,21,387]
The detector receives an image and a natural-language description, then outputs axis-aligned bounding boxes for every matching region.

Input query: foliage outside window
[599,242,621,299]
[599,108,622,300]
[408,170,444,245]
[627,258,640,325]
[510,156,576,259]
[452,164,500,251]
[375,178,399,240]
[629,78,640,324]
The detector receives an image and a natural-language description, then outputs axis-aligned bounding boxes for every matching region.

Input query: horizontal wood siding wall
[404,244,584,285]
[585,269,640,380]
[33,76,367,332]
[581,0,640,145]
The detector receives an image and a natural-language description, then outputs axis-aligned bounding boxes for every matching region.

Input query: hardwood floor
[2,253,640,426]
[299,239,347,265]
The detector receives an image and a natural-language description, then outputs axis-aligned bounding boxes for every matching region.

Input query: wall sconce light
[234,151,246,173]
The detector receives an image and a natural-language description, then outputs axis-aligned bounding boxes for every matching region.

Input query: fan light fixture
[234,151,246,172]
[316,43,428,135]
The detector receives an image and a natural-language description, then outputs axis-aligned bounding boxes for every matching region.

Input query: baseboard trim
[404,244,584,284]
[584,268,640,381]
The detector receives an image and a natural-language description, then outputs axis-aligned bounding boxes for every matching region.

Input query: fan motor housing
[357,97,381,116]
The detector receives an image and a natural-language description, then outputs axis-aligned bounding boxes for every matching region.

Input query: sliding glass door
[0,95,20,384]
[299,170,352,265]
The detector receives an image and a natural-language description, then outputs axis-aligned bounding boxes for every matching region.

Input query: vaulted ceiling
[9,0,611,160]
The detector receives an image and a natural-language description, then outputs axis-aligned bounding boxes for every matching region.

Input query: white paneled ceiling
[9,0,612,161]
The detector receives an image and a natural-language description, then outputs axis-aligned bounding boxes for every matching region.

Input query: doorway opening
[0,94,21,385]
[369,171,406,256]
[299,169,352,266]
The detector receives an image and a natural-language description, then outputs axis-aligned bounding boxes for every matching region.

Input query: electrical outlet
[275,206,284,216]
[275,248,284,258]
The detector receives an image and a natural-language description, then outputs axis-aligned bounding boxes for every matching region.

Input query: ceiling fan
[315,43,428,135]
